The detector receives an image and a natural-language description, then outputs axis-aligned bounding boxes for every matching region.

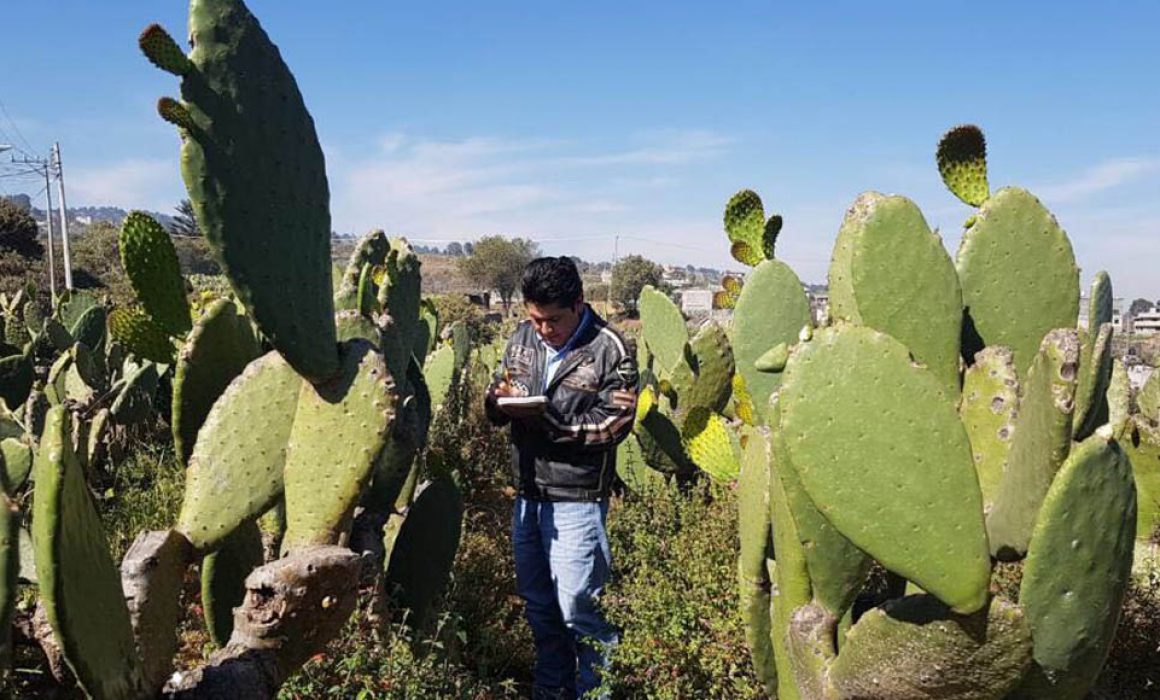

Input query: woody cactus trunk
[14,1,467,698]
[736,125,1137,700]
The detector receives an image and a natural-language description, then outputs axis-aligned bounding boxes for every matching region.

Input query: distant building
[808,291,829,326]
[680,288,714,315]
[1133,310,1160,336]
[600,270,612,284]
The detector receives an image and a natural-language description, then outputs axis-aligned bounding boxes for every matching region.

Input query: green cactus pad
[1086,271,1114,330]
[770,400,871,618]
[177,351,301,551]
[110,362,159,425]
[1073,322,1113,440]
[1,438,32,492]
[1107,360,1130,438]
[733,260,812,422]
[109,307,175,364]
[42,317,73,351]
[1137,368,1160,423]
[201,518,264,646]
[956,187,1079,377]
[119,211,192,337]
[958,346,1019,513]
[638,285,687,376]
[0,353,32,410]
[780,325,990,614]
[173,0,339,382]
[754,343,789,373]
[737,425,776,696]
[334,309,381,346]
[379,239,423,349]
[827,192,963,395]
[424,345,456,408]
[724,189,771,266]
[670,321,734,415]
[382,478,463,629]
[70,305,107,350]
[1124,421,1160,539]
[415,300,439,364]
[334,229,389,310]
[1017,433,1136,700]
[56,290,99,331]
[172,299,260,465]
[156,97,196,131]
[986,329,1079,560]
[681,408,739,481]
[282,340,396,552]
[0,490,14,663]
[937,124,990,207]
[636,395,694,475]
[33,407,144,699]
[616,433,663,493]
[831,595,1032,700]
[138,23,192,76]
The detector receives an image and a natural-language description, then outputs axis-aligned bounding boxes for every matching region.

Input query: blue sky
[1,1,1157,298]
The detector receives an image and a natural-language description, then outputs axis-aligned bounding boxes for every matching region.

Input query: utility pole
[9,151,57,302]
[51,142,73,290]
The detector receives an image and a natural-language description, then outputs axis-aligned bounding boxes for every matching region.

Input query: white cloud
[66,158,181,212]
[1035,157,1160,204]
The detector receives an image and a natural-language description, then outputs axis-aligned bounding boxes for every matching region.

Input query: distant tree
[171,199,201,237]
[611,254,664,314]
[445,241,464,257]
[457,236,539,311]
[463,241,475,256]
[1130,298,1154,317]
[0,198,42,258]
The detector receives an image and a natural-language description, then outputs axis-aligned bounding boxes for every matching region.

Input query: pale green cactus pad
[670,321,734,415]
[732,260,811,421]
[737,424,776,696]
[150,0,339,382]
[615,433,663,493]
[986,329,1079,560]
[830,595,1032,700]
[1,437,32,492]
[958,346,1019,513]
[334,309,382,346]
[1017,433,1136,700]
[172,299,260,465]
[334,229,389,310]
[110,362,160,425]
[382,477,463,630]
[177,351,301,551]
[424,344,456,408]
[33,407,144,699]
[282,340,396,552]
[770,399,870,618]
[936,124,990,207]
[956,187,1079,377]
[779,325,989,614]
[201,518,264,646]
[119,211,192,336]
[638,285,688,376]
[1137,368,1160,423]
[725,189,780,265]
[1106,360,1130,438]
[827,192,962,395]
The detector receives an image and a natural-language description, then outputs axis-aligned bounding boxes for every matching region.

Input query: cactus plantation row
[627,125,1154,699]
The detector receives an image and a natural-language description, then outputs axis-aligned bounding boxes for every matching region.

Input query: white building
[680,288,714,315]
[1133,310,1160,336]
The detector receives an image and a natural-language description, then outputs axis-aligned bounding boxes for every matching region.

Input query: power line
[0,96,35,156]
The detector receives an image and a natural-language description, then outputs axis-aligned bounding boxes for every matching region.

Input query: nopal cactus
[734,125,1136,700]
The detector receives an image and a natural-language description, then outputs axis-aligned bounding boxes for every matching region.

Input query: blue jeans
[513,497,618,699]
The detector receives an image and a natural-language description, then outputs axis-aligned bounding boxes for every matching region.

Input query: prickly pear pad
[173,299,260,465]
[282,340,396,552]
[638,285,688,376]
[956,187,1079,377]
[732,260,811,421]
[780,325,990,614]
[383,478,463,630]
[1125,421,1160,539]
[119,211,192,336]
[1073,322,1113,440]
[178,351,300,551]
[959,346,1019,513]
[1018,434,1136,700]
[174,0,339,382]
[936,124,990,207]
[830,192,963,396]
[831,595,1032,700]
[33,407,144,699]
[109,307,175,364]
[986,329,1079,560]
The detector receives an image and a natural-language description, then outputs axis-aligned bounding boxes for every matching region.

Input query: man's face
[526,298,584,348]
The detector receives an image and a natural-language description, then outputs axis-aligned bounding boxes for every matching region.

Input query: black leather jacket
[485,307,638,501]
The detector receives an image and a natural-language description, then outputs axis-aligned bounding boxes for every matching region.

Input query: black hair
[521,256,583,308]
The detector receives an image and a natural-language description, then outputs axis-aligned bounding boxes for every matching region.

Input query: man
[485,256,638,700]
